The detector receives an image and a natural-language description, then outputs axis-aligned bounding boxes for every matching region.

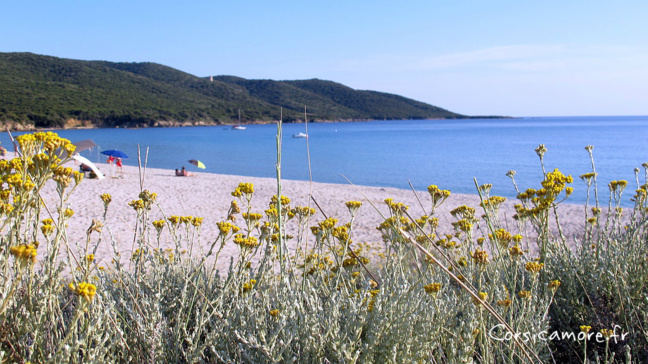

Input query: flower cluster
[525,261,544,275]
[489,228,513,247]
[10,243,38,265]
[424,283,442,294]
[472,249,489,266]
[241,279,257,293]
[515,168,574,218]
[233,234,259,250]
[69,282,97,302]
[217,221,240,236]
[345,201,362,214]
[231,182,254,198]
[427,185,451,207]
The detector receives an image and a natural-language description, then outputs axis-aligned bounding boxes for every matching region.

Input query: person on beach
[107,155,115,164]
[116,158,123,177]
[181,166,194,177]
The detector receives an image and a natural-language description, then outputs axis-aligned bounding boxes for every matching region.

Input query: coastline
[2,115,514,132]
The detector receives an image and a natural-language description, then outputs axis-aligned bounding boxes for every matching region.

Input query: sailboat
[293,107,308,138]
[232,109,246,130]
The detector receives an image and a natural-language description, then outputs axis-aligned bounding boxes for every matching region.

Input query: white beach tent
[72,155,105,180]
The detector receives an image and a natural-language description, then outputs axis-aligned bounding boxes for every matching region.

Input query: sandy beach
[22,155,590,269]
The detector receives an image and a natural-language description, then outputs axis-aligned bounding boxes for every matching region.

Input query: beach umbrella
[101,150,128,159]
[188,159,206,169]
[72,155,105,179]
[73,139,98,153]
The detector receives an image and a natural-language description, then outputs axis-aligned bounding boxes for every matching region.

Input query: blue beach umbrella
[101,150,129,159]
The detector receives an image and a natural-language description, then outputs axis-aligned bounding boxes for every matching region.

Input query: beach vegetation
[0,133,646,362]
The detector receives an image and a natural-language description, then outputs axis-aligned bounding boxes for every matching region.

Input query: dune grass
[0,132,647,363]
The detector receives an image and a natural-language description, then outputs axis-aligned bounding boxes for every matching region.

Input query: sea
[2,116,647,206]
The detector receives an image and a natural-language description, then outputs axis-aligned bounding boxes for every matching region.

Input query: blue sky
[2,1,647,117]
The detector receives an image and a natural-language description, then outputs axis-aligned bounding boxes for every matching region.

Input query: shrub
[0,133,645,363]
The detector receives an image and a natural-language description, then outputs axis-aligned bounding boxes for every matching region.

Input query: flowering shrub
[0,133,645,363]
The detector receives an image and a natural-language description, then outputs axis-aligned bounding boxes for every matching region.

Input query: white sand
[29,158,592,269]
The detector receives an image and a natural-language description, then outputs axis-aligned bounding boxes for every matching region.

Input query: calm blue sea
[2,116,647,205]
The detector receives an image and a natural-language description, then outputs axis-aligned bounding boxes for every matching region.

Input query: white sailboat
[232,109,246,130]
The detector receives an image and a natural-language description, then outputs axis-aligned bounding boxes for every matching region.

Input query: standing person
[116,158,123,177]
[106,155,116,177]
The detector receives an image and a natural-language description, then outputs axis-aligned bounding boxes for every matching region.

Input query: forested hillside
[0,52,465,129]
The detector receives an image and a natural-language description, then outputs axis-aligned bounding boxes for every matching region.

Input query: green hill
[0,52,465,129]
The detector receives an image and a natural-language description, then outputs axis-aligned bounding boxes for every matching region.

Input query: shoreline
[2,115,515,133]
[33,159,588,268]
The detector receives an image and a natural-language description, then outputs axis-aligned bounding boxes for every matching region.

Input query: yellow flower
[270,194,290,206]
[518,290,532,299]
[239,182,254,194]
[167,215,181,226]
[217,221,237,235]
[490,228,512,247]
[152,219,166,230]
[191,216,204,227]
[139,189,157,203]
[472,249,489,266]
[548,280,561,291]
[497,299,512,308]
[269,309,280,317]
[318,218,338,231]
[580,325,592,333]
[292,206,316,218]
[508,244,524,258]
[472,292,488,306]
[0,203,13,215]
[525,261,544,275]
[600,328,614,340]
[457,256,468,267]
[86,254,95,263]
[100,193,112,205]
[242,212,263,222]
[345,200,362,215]
[423,283,442,294]
[41,224,55,236]
[452,219,473,233]
[427,185,451,206]
[480,195,506,210]
[233,234,259,249]
[128,199,145,211]
[69,282,97,302]
[609,180,628,191]
[241,279,257,293]
[10,243,38,265]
